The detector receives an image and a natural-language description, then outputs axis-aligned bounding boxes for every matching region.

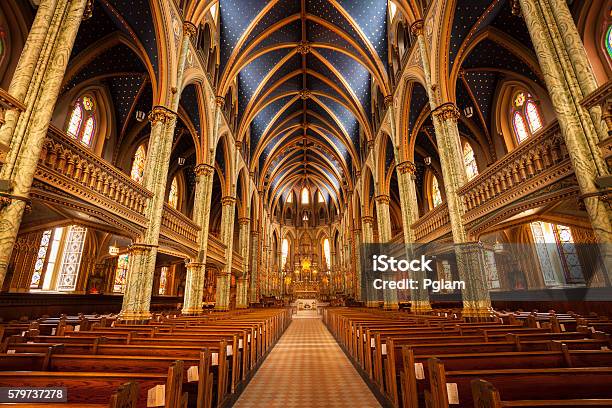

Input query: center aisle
[234,313,381,408]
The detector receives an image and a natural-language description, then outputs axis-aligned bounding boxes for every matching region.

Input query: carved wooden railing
[458,121,572,223]
[232,251,244,273]
[411,202,451,242]
[161,204,200,249]
[38,125,152,224]
[0,88,25,163]
[582,80,612,162]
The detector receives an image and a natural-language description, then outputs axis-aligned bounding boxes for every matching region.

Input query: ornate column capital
[238,217,250,225]
[251,230,260,237]
[375,194,390,204]
[410,20,424,36]
[299,89,312,100]
[183,21,197,37]
[432,102,460,122]
[397,160,417,174]
[194,163,215,176]
[215,96,225,108]
[148,106,176,125]
[221,196,236,206]
[367,140,375,151]
[362,216,375,225]
[384,95,394,108]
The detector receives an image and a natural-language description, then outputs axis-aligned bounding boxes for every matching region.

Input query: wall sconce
[463,106,474,118]
[178,157,185,166]
[424,156,432,166]
[135,110,146,122]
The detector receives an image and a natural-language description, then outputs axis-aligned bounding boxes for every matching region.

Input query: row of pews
[323,308,612,408]
[0,308,291,408]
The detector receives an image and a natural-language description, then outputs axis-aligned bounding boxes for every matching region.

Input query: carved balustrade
[161,203,200,249]
[458,121,571,223]
[38,125,152,224]
[411,202,451,242]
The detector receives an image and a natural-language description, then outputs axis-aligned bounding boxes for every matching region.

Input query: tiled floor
[234,315,381,408]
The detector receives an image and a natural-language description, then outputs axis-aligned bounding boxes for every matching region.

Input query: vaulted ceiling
[216,0,391,207]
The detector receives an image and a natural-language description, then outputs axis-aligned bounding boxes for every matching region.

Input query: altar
[295,298,317,311]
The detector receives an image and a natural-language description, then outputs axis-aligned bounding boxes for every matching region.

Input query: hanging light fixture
[108,241,119,256]
[463,106,474,118]
[178,157,185,166]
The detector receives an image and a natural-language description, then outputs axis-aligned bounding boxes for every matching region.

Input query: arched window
[281,238,289,268]
[286,192,293,203]
[318,191,325,203]
[158,266,168,295]
[168,177,179,209]
[66,95,96,147]
[431,175,442,208]
[130,145,146,183]
[511,91,544,143]
[323,238,331,269]
[462,141,478,180]
[113,254,129,293]
[606,25,612,60]
[301,187,309,204]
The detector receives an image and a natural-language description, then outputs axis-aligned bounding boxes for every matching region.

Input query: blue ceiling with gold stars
[218,0,389,203]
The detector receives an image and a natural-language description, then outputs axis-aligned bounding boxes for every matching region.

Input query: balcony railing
[411,202,451,242]
[161,204,200,249]
[207,234,228,266]
[458,121,572,223]
[39,125,152,224]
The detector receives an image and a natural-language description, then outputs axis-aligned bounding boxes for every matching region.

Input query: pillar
[375,194,399,310]
[215,196,236,310]
[361,216,378,307]
[249,229,259,303]
[397,161,432,312]
[518,0,612,277]
[235,216,250,308]
[0,0,89,288]
[413,20,493,318]
[182,163,215,315]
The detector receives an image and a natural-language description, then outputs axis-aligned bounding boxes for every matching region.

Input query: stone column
[182,163,214,314]
[235,216,250,308]
[249,229,259,303]
[361,216,378,307]
[397,161,432,312]
[215,196,236,310]
[375,194,399,309]
[0,0,89,288]
[518,0,612,273]
[413,19,493,318]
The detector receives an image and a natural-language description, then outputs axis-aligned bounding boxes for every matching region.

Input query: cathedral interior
[0,0,611,406]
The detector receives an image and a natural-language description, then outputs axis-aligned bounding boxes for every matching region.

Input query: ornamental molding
[183,21,197,37]
[431,102,460,121]
[194,163,215,176]
[149,106,177,125]
[397,161,417,174]
[221,196,236,206]
[410,20,424,36]
[296,41,311,55]
[375,194,390,204]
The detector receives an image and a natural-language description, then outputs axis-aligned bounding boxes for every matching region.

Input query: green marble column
[413,20,493,318]
[215,196,236,311]
[0,0,88,289]
[182,164,215,315]
[518,0,612,268]
[397,161,432,312]
[375,194,399,309]
[119,22,197,321]
[235,216,251,308]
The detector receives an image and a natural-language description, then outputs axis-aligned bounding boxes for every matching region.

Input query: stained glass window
[323,238,331,269]
[56,226,87,291]
[526,101,543,133]
[513,112,529,143]
[281,238,289,268]
[530,221,560,286]
[463,141,478,180]
[553,224,585,284]
[159,266,168,295]
[318,191,325,203]
[31,230,52,289]
[286,192,293,203]
[130,145,146,183]
[431,175,442,208]
[168,177,179,209]
[485,250,501,289]
[301,187,309,204]
[114,254,129,293]
[67,104,83,137]
[512,91,544,143]
[606,25,612,59]
[66,96,96,147]
[42,228,64,290]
